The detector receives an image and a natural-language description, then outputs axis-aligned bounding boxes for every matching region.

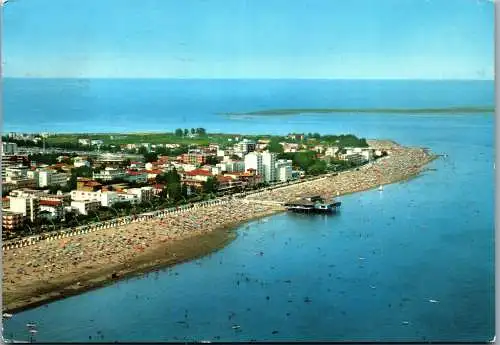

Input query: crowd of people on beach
[247,144,434,203]
[2,141,436,311]
[2,200,282,310]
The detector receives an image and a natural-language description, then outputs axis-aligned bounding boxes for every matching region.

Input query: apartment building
[38,170,69,187]
[125,170,148,184]
[39,199,64,219]
[275,159,293,182]
[73,157,90,168]
[2,142,18,155]
[216,160,245,173]
[261,151,277,183]
[235,139,256,156]
[179,153,208,165]
[5,166,28,179]
[76,178,102,192]
[93,167,127,181]
[1,155,29,178]
[244,152,264,177]
[9,195,40,222]
[2,210,24,231]
[71,200,101,215]
[127,186,154,203]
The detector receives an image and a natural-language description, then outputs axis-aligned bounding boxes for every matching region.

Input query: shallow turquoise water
[2,80,494,342]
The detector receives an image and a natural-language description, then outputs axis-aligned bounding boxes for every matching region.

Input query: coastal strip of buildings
[1,134,385,235]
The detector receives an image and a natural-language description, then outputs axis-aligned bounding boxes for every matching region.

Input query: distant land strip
[221,106,494,116]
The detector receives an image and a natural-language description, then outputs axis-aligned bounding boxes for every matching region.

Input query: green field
[46,133,241,146]
[39,131,368,151]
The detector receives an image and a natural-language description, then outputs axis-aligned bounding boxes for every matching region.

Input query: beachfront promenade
[2,139,433,252]
[1,175,325,251]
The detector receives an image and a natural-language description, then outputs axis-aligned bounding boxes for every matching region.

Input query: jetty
[284,195,341,214]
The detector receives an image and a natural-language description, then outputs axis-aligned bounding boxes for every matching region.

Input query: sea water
[2,79,494,342]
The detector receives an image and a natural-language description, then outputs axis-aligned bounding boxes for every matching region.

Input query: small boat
[378,185,384,191]
[2,313,13,319]
[231,325,241,330]
[26,323,36,328]
[401,321,410,325]
[428,299,439,303]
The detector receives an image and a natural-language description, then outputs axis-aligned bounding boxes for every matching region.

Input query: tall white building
[275,159,293,182]
[244,152,263,177]
[216,160,245,173]
[245,151,278,183]
[261,151,277,183]
[2,142,18,155]
[235,139,256,157]
[37,170,69,188]
[5,166,28,179]
[9,195,40,222]
[127,186,154,203]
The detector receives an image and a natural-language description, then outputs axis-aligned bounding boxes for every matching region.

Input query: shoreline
[3,207,283,314]
[2,141,438,314]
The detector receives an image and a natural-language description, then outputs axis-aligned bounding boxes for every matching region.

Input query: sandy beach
[2,140,438,313]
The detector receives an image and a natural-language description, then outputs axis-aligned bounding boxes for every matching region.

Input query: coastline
[2,140,438,313]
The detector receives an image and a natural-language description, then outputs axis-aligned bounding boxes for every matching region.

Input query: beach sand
[2,141,438,313]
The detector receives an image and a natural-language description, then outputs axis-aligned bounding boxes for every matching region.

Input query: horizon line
[1,76,494,82]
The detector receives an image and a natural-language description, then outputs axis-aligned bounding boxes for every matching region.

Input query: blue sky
[2,0,494,79]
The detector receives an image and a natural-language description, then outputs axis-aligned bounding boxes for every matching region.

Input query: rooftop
[185,169,212,177]
[39,199,62,207]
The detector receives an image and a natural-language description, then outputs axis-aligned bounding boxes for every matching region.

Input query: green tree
[144,152,158,163]
[203,176,219,194]
[191,128,196,134]
[175,128,183,137]
[307,160,327,175]
[165,168,182,201]
[266,138,284,154]
[293,151,316,171]
[184,129,189,137]
[205,155,220,165]
[72,166,93,178]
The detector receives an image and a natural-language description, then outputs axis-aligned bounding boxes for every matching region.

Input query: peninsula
[221,106,494,116]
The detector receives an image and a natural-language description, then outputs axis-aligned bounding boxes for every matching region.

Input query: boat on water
[284,196,341,214]
[2,313,13,319]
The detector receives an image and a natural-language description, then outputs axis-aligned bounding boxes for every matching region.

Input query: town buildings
[39,199,64,219]
[244,152,264,178]
[261,152,277,183]
[9,194,40,222]
[2,142,18,155]
[93,167,127,181]
[37,170,69,188]
[2,211,24,231]
[70,200,101,216]
[275,159,293,182]
[2,131,377,235]
[235,139,256,157]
